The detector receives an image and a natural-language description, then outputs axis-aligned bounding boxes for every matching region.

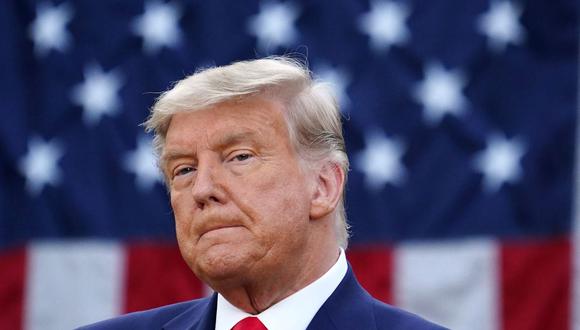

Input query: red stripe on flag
[124,242,204,313]
[0,246,25,330]
[501,237,570,330]
[347,245,393,304]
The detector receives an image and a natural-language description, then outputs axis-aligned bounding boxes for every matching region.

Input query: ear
[310,162,345,220]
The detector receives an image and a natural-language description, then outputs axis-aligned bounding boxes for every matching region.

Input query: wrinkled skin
[162,96,342,313]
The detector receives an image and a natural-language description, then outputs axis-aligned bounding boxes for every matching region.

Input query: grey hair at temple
[144,56,351,248]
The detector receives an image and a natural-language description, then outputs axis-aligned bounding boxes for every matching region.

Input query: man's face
[162,96,314,285]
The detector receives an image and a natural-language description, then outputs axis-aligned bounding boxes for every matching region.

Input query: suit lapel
[163,294,218,330]
[163,266,374,330]
[306,266,376,330]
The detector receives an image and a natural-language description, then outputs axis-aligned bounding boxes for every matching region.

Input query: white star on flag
[71,64,123,126]
[477,1,526,52]
[358,0,411,52]
[355,131,407,191]
[247,1,300,52]
[473,134,526,193]
[413,63,468,125]
[132,1,182,54]
[18,137,64,196]
[315,64,351,110]
[123,136,162,191]
[29,2,73,56]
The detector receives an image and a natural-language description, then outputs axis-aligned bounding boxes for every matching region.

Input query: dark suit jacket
[79,267,447,329]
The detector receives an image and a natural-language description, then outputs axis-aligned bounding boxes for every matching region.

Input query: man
[80,57,445,330]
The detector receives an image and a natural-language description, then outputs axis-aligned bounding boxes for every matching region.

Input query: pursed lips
[199,223,244,238]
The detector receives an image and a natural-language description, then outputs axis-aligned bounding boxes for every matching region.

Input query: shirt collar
[215,248,348,330]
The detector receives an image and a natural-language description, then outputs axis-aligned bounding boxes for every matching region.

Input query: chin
[193,244,256,284]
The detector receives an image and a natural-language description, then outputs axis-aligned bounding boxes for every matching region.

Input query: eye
[174,166,195,177]
[232,153,253,162]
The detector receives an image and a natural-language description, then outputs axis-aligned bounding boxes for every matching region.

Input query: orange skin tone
[161,96,344,314]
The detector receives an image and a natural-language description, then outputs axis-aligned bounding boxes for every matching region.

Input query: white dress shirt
[215,249,348,330]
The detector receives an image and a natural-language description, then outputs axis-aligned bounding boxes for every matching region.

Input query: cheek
[171,192,191,230]
[236,166,311,233]
[271,165,310,206]
[170,192,198,260]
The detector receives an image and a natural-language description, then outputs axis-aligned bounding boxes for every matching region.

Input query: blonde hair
[144,56,350,248]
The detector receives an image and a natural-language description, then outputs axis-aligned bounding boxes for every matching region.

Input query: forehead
[164,96,290,149]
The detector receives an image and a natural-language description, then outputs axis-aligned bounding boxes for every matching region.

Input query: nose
[191,163,226,210]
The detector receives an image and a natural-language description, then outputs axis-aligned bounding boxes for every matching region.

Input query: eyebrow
[213,130,260,150]
[160,130,261,169]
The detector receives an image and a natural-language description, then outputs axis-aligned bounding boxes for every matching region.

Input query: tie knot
[231,316,268,330]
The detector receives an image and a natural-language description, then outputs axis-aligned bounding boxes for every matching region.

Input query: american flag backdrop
[0,0,577,329]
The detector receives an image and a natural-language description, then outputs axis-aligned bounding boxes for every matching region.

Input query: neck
[214,236,340,314]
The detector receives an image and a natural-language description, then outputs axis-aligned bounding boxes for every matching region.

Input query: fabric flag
[0,1,577,329]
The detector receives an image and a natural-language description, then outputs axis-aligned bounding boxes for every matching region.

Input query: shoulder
[317,265,447,330]
[370,299,448,330]
[76,298,211,330]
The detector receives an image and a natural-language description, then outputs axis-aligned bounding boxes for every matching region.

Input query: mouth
[200,225,244,238]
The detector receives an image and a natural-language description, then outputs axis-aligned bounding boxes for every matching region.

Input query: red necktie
[231,316,268,330]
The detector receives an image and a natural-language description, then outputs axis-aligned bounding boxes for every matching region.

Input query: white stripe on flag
[394,239,498,330]
[24,240,124,330]
[572,31,580,330]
